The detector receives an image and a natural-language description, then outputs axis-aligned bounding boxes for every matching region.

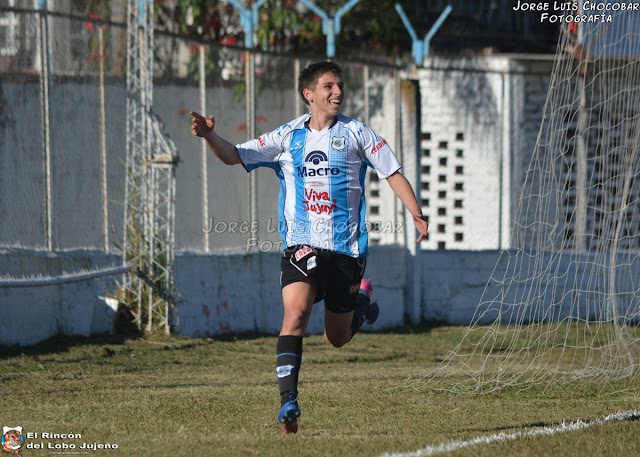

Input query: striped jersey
[236,114,401,258]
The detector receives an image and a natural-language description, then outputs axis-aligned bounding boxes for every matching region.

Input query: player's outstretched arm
[386,171,429,243]
[190,111,241,165]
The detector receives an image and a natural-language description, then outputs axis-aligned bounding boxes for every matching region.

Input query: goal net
[415,8,640,393]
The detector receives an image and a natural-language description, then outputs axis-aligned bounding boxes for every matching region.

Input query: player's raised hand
[190,111,215,137]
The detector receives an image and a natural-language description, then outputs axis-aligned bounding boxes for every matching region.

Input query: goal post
[415,7,640,393]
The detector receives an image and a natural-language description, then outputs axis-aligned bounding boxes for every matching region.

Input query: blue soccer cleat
[278,399,301,434]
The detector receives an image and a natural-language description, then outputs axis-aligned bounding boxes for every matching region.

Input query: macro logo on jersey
[306,151,327,165]
[296,151,339,215]
[296,151,340,177]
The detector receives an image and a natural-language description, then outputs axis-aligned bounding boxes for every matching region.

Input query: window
[0,0,18,57]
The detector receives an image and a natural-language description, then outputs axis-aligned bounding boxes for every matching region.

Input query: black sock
[350,291,370,337]
[276,335,303,406]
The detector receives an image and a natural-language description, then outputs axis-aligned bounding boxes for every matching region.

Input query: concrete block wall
[415,57,554,252]
[417,57,507,251]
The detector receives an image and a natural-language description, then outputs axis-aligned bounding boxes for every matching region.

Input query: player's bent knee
[324,330,351,348]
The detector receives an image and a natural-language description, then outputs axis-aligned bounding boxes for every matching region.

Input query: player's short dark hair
[298,61,343,106]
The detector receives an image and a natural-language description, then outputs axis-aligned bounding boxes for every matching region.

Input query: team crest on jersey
[331,136,346,151]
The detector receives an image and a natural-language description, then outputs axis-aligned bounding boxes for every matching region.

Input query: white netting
[413,5,640,393]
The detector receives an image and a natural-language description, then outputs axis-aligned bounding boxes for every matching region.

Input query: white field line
[378,410,640,457]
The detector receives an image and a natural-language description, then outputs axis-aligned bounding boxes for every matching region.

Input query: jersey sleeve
[359,124,402,179]
[236,128,283,172]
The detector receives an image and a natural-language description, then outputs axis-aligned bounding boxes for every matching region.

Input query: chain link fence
[0,7,402,286]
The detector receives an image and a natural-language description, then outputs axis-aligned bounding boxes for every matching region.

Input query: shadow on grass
[465,420,555,433]
[0,320,449,360]
[0,333,133,360]
[377,320,447,335]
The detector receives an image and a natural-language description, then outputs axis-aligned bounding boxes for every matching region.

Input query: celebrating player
[190,61,428,434]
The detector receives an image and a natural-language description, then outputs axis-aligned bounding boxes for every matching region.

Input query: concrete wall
[0,248,120,346]
[422,249,640,326]
[0,245,408,346]
[4,246,640,346]
[422,250,503,324]
[172,245,408,337]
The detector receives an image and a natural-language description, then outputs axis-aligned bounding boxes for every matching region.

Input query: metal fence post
[227,0,266,250]
[38,0,52,251]
[99,27,109,253]
[199,44,209,252]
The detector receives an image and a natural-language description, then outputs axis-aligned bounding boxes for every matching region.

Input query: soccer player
[190,61,428,434]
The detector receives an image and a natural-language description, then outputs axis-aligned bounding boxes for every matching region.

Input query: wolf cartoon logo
[1,427,23,456]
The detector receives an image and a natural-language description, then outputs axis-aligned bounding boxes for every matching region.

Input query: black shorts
[280,244,367,314]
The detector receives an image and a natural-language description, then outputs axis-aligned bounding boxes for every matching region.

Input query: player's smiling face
[305,72,344,119]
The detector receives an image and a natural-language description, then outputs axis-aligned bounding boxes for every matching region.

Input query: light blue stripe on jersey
[328,125,351,254]
[357,161,369,257]
[290,128,309,245]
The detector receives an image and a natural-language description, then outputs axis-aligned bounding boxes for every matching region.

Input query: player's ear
[303,87,312,104]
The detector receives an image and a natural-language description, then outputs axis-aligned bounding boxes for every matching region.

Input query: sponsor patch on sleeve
[371,139,388,155]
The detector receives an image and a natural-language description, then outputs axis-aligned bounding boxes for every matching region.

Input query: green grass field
[2,327,639,457]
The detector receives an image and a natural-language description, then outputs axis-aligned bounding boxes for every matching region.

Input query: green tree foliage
[155,0,412,64]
